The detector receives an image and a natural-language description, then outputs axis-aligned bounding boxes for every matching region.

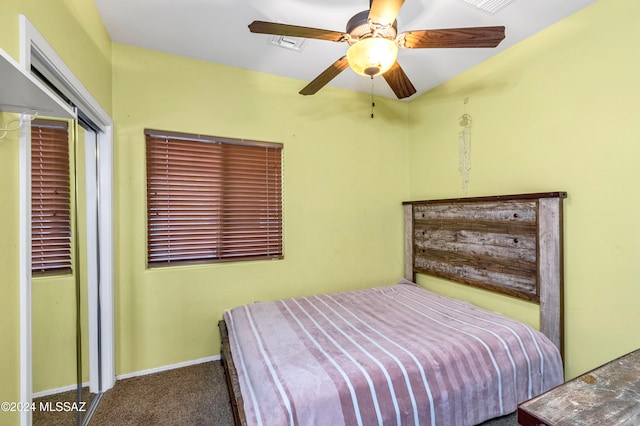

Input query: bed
[219,192,567,426]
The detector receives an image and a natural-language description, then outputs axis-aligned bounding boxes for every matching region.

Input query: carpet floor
[89,361,232,426]
[34,360,519,425]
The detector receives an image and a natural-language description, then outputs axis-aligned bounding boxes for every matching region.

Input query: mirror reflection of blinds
[145,129,284,266]
[31,119,72,275]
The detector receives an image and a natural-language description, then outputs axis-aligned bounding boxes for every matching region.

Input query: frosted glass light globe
[347,38,398,77]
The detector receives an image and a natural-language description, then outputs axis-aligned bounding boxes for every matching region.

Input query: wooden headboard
[403,192,566,355]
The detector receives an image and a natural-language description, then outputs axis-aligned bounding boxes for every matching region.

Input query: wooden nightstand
[518,348,640,425]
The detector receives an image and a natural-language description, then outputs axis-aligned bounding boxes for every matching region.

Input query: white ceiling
[93,0,597,100]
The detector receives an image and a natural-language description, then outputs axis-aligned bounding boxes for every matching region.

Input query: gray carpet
[35,360,519,425]
[33,387,94,425]
[90,361,232,426]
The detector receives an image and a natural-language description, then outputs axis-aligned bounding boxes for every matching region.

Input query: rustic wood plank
[538,197,564,357]
[415,248,537,285]
[414,257,538,300]
[219,320,247,426]
[404,204,415,281]
[414,218,537,236]
[403,191,567,205]
[518,349,640,425]
[414,200,537,222]
[414,229,537,262]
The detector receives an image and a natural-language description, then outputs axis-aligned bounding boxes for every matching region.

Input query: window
[31,119,72,275]
[145,129,283,267]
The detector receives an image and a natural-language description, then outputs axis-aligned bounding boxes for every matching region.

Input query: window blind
[145,129,283,266]
[31,119,72,275]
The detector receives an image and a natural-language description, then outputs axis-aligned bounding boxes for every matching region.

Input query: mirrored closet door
[11,17,115,425]
[80,123,106,423]
[31,119,105,426]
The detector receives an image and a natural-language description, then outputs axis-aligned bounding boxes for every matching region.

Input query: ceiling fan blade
[299,56,350,96]
[400,26,505,48]
[382,61,416,99]
[368,0,405,26]
[249,21,346,42]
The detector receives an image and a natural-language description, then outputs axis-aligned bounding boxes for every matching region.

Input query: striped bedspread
[223,280,563,426]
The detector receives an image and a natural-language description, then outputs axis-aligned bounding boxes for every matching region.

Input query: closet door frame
[18,15,115,426]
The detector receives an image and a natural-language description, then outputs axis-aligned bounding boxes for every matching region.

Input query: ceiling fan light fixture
[347,37,398,77]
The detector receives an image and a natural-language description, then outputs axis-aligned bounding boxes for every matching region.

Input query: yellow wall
[0,0,111,423]
[0,113,22,426]
[408,0,640,379]
[112,43,410,374]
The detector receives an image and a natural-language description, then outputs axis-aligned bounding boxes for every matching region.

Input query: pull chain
[370,76,375,119]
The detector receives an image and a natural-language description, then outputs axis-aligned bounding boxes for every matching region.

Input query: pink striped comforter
[224,280,563,426]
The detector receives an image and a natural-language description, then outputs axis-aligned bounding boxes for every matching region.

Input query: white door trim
[18,118,33,426]
[18,15,115,426]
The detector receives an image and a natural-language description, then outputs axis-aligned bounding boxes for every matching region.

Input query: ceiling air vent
[462,0,516,14]
[269,35,306,52]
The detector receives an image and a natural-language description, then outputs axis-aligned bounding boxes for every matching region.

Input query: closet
[1,16,114,426]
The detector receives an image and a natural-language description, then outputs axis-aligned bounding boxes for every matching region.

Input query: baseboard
[116,355,221,381]
[31,355,221,398]
[32,381,90,399]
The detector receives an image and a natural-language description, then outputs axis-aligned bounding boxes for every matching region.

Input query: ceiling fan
[249,0,505,99]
